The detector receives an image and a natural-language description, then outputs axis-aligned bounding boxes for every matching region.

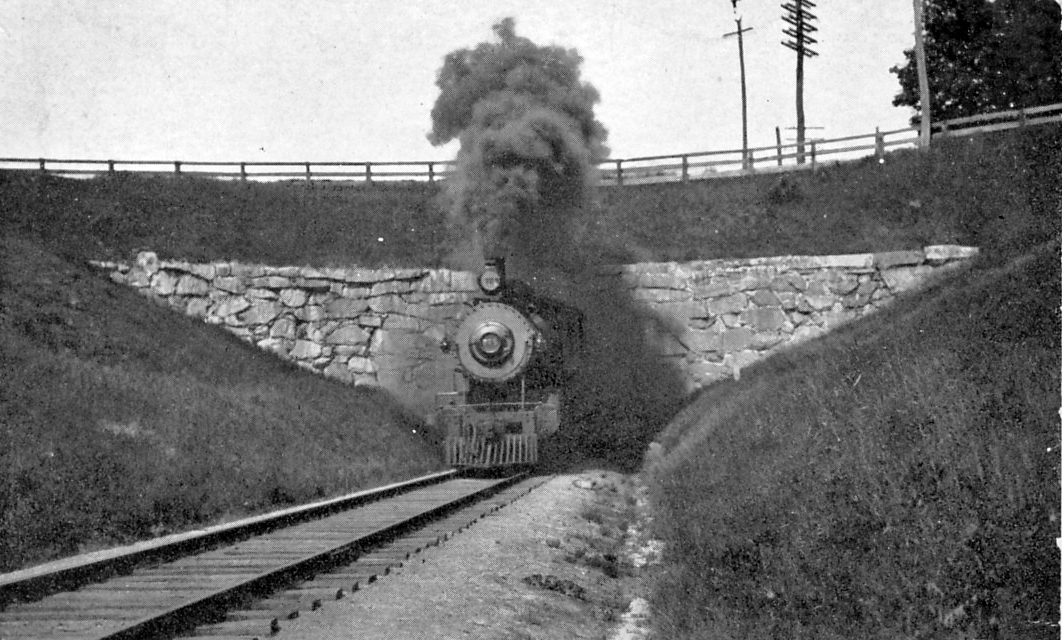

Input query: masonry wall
[91,245,978,420]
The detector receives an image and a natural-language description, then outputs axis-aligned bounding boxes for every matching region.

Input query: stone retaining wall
[91,245,978,419]
[605,245,978,389]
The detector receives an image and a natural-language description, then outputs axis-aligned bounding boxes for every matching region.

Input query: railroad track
[0,470,549,639]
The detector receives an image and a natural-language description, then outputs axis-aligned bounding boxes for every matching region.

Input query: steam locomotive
[435,259,583,467]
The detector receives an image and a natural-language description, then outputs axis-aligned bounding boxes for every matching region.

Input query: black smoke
[429,17,608,275]
[429,19,685,470]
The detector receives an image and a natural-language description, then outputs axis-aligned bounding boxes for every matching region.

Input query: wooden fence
[1,101,1059,186]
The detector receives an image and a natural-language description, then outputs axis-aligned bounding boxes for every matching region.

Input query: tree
[891,0,1062,123]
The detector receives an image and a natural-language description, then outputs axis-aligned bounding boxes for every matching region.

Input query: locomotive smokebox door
[454,302,538,383]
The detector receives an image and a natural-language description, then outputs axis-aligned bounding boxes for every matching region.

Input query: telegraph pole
[781,0,818,164]
[724,1,754,170]
[912,0,932,148]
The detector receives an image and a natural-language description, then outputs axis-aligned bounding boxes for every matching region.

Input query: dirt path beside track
[275,470,661,640]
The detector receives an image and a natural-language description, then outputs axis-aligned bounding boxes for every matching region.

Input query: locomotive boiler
[435,259,583,467]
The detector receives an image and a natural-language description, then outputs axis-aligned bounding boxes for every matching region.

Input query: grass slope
[645,225,1059,632]
[0,232,441,571]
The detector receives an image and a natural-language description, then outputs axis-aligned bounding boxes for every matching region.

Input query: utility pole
[724,0,754,170]
[912,0,932,149]
[781,0,818,164]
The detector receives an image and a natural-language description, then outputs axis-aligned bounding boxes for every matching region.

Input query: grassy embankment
[646,125,1060,638]
[0,124,1056,588]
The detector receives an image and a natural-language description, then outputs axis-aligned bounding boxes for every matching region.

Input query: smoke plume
[429,17,608,276]
[429,19,685,470]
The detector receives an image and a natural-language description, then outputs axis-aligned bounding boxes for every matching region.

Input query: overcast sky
[1,1,921,164]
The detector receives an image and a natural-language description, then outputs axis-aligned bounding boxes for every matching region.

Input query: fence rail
[1,101,1059,186]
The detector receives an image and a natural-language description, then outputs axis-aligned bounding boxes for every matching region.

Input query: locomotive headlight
[478,267,502,294]
[469,321,514,366]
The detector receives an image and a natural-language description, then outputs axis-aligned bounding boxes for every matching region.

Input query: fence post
[38,158,45,172]
[875,127,885,161]
[240,163,247,181]
[174,161,181,175]
[810,142,817,172]
[108,160,115,173]
[1019,109,1027,128]
[615,160,623,186]
[305,162,312,183]
[747,150,755,173]
[428,162,435,183]
[776,127,783,166]
[366,162,373,185]
[681,155,689,183]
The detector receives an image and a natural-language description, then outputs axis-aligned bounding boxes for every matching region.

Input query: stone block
[751,332,786,351]
[188,264,216,280]
[692,280,733,299]
[776,291,799,310]
[385,314,424,331]
[184,297,210,318]
[213,276,246,294]
[882,265,935,292]
[873,249,926,270]
[823,271,860,295]
[720,313,742,328]
[279,289,307,307]
[740,307,787,332]
[230,263,267,278]
[769,272,807,292]
[924,245,978,263]
[256,337,290,356]
[679,328,722,354]
[791,324,825,344]
[246,287,278,299]
[250,275,292,289]
[212,296,251,317]
[289,340,323,360]
[720,327,755,352]
[323,361,355,383]
[325,297,370,318]
[326,323,371,346]
[294,278,333,292]
[126,268,152,287]
[239,301,283,325]
[135,251,160,274]
[270,316,297,340]
[750,289,781,306]
[800,282,835,311]
[175,275,209,296]
[347,356,378,374]
[151,271,179,296]
[296,305,327,322]
[706,292,748,315]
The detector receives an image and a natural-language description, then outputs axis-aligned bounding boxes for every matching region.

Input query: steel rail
[0,471,532,639]
[0,470,458,608]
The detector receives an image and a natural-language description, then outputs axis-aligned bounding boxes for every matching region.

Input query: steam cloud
[429,17,608,275]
